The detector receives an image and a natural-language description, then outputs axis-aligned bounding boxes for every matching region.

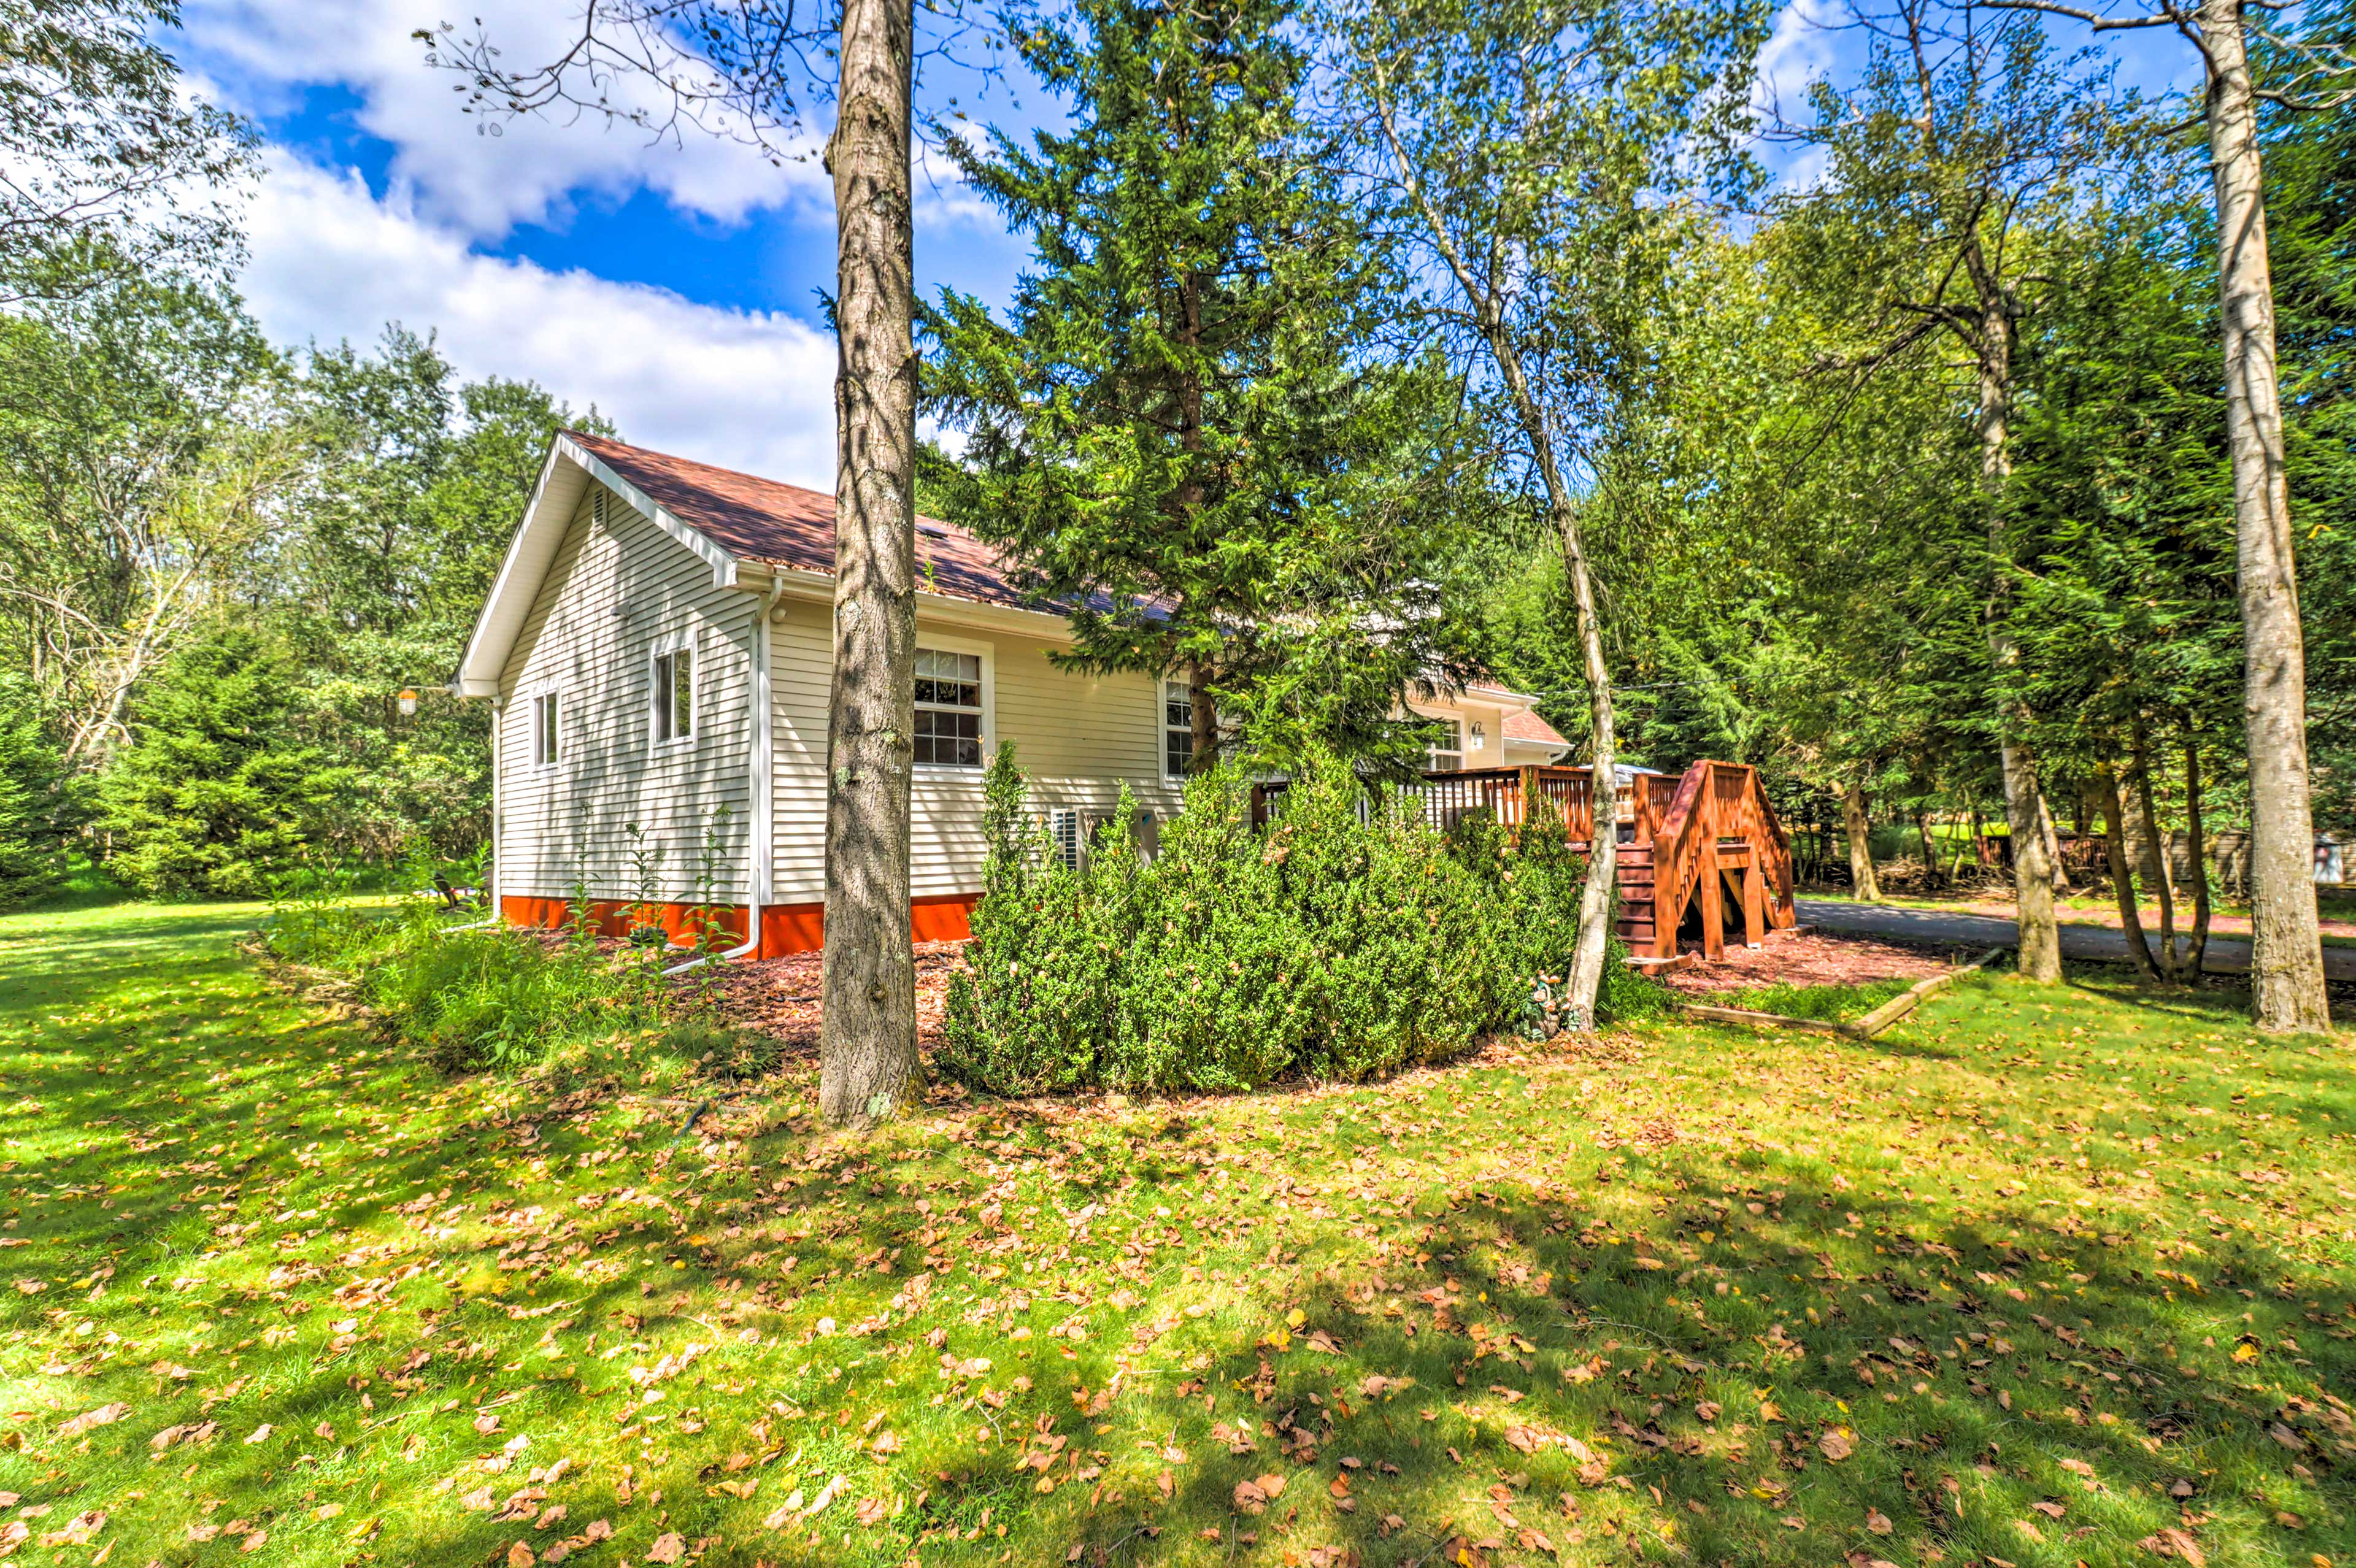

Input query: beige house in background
[458,433,1568,956]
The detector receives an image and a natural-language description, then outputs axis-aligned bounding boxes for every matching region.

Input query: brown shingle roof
[1504,709,1569,747]
[570,431,1047,615]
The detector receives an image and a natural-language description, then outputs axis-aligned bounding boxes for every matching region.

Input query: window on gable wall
[914,647,984,766]
[652,642,695,745]
[1428,718,1464,773]
[531,690,561,768]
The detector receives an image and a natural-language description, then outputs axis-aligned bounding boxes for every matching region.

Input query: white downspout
[665,577,781,975]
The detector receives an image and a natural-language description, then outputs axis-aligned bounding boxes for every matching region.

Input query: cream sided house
[457,433,1570,957]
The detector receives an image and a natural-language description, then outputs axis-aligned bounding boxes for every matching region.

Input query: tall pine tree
[924,0,1477,772]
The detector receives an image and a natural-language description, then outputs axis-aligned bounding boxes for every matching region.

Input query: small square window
[652,644,695,745]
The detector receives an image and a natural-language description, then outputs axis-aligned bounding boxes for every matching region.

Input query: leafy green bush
[939,744,1661,1096]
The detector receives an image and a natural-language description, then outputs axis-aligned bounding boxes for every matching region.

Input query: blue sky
[168,0,2203,482]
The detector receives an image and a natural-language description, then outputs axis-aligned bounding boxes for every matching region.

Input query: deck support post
[1699,847,1725,958]
[1742,862,1765,948]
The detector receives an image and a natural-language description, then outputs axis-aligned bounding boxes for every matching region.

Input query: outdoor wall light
[1469,721,1485,750]
[398,688,419,717]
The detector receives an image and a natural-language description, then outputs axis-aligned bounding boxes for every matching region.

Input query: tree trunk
[2119,758,2170,907]
[2094,763,2162,982]
[2200,0,2329,1031]
[2130,718,2178,980]
[1974,304,2062,983]
[1552,502,1617,1026]
[2183,731,2212,978]
[1843,782,1881,903]
[1915,809,1938,891]
[819,0,922,1129]
[2037,789,2073,893]
[1188,662,1218,774]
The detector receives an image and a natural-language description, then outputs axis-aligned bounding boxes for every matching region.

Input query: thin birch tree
[1319,0,1767,1023]
[1971,0,2349,1029]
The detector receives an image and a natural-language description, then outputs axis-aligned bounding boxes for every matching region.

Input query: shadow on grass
[4,905,2351,1566]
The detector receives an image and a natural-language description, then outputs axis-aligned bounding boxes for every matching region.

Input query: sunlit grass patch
[0,901,2349,1566]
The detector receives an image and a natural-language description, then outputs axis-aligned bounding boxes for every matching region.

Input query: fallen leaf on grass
[855,1497,888,1526]
[58,1403,130,1438]
[2138,1528,2207,1566]
[1866,1508,1893,1535]
[1819,1429,1854,1462]
[506,1542,534,1568]
[645,1532,687,1564]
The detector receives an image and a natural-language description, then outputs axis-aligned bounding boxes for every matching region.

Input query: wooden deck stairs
[1253,758,1797,964]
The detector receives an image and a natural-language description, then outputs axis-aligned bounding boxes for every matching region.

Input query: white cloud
[184,0,831,241]
[1750,0,1845,191]
[246,155,839,482]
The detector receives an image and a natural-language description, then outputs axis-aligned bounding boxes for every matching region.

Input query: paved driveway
[1795,898,2356,982]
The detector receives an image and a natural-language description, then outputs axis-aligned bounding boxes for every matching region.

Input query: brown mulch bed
[1658,926,1973,997]
[709,939,969,1051]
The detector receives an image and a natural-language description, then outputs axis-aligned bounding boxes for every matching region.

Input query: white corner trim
[750,578,781,907]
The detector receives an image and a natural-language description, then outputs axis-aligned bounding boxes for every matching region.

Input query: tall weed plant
[262,836,679,1074]
[940,744,1661,1095]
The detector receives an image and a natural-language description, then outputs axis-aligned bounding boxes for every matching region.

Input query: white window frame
[1047,807,1082,870]
[1162,678,1195,782]
[1427,717,1465,773]
[527,685,562,773]
[649,630,699,753]
[912,633,993,772]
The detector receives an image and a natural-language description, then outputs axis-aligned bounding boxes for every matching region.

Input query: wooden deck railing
[1253,765,1609,843]
[1249,758,1798,958]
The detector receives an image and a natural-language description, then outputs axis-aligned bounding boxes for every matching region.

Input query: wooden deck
[1252,759,1797,961]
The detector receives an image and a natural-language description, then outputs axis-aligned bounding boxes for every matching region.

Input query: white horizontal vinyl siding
[768,610,1184,905]
[497,488,756,904]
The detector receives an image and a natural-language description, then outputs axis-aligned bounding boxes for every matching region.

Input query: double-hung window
[530,689,561,770]
[651,637,696,748]
[1163,680,1195,780]
[914,647,984,767]
[1428,718,1465,773]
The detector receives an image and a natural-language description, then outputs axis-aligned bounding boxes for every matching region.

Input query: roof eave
[455,433,750,699]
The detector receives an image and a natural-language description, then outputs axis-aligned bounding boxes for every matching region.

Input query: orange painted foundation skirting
[498,893,977,959]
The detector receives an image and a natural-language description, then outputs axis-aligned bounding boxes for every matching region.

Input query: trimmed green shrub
[939,743,1662,1096]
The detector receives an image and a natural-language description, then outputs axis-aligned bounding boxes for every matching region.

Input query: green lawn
[3,898,2353,1567]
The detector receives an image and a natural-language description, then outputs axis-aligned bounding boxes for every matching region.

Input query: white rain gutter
[664,575,782,976]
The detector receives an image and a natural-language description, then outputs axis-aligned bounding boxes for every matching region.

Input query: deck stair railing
[1250,758,1795,961]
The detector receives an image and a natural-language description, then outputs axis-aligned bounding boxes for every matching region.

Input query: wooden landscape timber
[1673,946,2008,1041]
